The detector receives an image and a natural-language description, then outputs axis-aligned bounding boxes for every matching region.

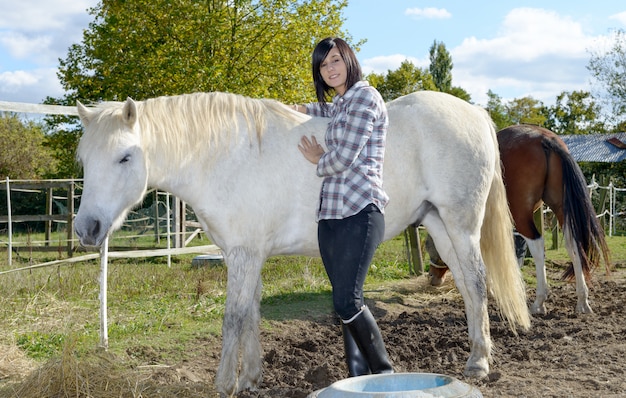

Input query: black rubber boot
[514,232,528,267]
[345,306,393,374]
[341,323,371,377]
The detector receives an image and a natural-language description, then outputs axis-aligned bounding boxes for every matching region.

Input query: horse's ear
[76,101,92,127]
[122,97,138,127]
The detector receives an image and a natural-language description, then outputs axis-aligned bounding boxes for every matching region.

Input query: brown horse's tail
[543,138,611,281]
[481,120,531,332]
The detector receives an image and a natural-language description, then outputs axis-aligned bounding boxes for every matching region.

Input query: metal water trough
[308,373,483,398]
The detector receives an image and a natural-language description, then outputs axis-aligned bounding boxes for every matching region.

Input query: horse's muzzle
[75,217,104,247]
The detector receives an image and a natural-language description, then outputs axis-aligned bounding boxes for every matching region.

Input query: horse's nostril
[91,219,101,238]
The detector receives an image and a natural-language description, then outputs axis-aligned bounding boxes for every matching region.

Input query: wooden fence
[1,178,76,256]
[0,178,204,266]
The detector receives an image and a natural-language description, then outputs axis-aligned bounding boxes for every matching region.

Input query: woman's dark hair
[311,37,362,105]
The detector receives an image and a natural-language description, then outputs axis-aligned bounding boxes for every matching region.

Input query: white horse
[74,90,530,397]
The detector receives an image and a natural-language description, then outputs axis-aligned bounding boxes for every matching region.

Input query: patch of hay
[0,339,214,398]
[1,341,131,398]
[0,344,37,383]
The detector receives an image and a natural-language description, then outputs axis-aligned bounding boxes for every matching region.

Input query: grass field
[0,228,624,376]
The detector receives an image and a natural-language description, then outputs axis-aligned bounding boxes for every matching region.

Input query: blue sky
[1,1,626,108]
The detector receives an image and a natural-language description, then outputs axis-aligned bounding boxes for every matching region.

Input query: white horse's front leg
[215,246,265,397]
[526,237,549,315]
[564,229,592,313]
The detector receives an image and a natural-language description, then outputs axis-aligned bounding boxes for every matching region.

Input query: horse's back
[386,91,496,175]
[383,91,498,237]
[497,124,566,236]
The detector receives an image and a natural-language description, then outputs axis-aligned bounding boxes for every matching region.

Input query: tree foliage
[427,40,471,101]
[505,96,546,126]
[0,114,56,179]
[485,91,545,130]
[367,60,436,102]
[429,40,452,93]
[485,90,514,131]
[57,0,349,105]
[46,0,349,178]
[542,90,604,135]
[587,29,626,125]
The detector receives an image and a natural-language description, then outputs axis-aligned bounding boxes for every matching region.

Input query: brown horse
[429,124,610,314]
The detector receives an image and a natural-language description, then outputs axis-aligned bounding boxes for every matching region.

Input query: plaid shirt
[305,81,389,221]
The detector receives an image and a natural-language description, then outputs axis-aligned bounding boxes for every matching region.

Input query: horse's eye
[120,154,131,164]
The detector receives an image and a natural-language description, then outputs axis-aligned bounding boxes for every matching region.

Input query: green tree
[0,113,56,179]
[429,40,452,93]
[47,0,349,178]
[484,92,545,130]
[446,86,472,102]
[587,29,626,124]
[57,0,348,105]
[505,96,546,126]
[367,60,436,102]
[542,90,605,135]
[485,90,514,130]
[426,40,471,101]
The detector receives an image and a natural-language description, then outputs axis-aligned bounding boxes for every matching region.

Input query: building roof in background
[560,132,626,163]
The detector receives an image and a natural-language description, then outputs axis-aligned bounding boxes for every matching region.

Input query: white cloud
[405,7,451,20]
[360,54,426,75]
[609,11,626,26]
[0,68,63,103]
[0,0,97,68]
[0,32,53,61]
[454,8,593,62]
[0,0,95,33]
[446,8,608,105]
[360,7,604,105]
[0,0,98,103]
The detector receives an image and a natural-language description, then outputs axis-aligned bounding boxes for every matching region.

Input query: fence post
[67,181,75,257]
[5,177,12,266]
[166,192,172,267]
[404,226,423,275]
[45,187,53,246]
[172,197,186,248]
[609,182,614,237]
[99,236,109,349]
[154,190,160,244]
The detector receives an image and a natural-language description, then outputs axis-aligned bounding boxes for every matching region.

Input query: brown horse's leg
[526,236,548,314]
[498,125,552,314]
[563,227,593,313]
[425,233,448,286]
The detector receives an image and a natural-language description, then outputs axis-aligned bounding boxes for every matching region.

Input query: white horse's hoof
[530,302,547,315]
[215,368,238,398]
[576,301,593,314]
[463,365,489,379]
[238,373,262,393]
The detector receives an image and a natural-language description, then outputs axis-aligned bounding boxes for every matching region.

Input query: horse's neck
[146,144,203,200]
[142,123,201,198]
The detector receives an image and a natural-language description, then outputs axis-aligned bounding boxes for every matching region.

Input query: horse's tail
[481,121,531,332]
[544,138,611,281]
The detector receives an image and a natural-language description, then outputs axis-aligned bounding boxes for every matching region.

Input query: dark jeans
[318,204,385,320]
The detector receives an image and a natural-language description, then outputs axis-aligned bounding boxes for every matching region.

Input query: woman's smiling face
[320,49,347,95]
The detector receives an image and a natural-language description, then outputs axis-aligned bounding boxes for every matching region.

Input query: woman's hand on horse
[298,135,324,164]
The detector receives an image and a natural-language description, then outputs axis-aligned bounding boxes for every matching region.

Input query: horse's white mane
[84,92,302,165]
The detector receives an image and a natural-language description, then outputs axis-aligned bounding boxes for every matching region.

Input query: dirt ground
[135,260,626,398]
[2,260,625,398]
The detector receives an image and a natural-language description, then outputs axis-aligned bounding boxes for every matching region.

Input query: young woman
[295,37,393,377]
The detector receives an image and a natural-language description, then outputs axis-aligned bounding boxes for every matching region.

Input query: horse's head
[74,98,148,247]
